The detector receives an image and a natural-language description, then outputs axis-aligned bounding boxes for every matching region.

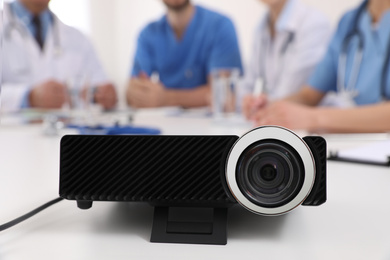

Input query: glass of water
[211,68,243,123]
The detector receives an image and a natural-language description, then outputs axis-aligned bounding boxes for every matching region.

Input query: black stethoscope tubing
[341,0,390,101]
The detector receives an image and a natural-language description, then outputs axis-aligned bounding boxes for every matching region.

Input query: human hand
[29,80,68,109]
[252,100,317,131]
[94,83,117,110]
[127,76,167,108]
[242,94,268,120]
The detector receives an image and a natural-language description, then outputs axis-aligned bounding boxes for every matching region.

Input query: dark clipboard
[327,151,390,167]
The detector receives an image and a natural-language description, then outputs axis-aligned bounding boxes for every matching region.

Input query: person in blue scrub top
[245,0,390,133]
[126,0,243,108]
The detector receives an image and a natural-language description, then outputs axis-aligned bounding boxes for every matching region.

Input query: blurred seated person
[1,0,117,112]
[243,0,330,102]
[126,0,242,108]
[243,0,390,133]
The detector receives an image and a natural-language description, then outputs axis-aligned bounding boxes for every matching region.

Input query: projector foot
[77,200,93,209]
[150,206,228,245]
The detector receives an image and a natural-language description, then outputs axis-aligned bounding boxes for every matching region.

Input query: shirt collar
[11,0,52,27]
[275,0,296,32]
[163,5,199,43]
[373,9,390,33]
[359,6,390,29]
[359,8,390,50]
[11,0,32,26]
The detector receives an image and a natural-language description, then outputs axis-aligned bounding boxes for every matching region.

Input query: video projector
[59,126,326,245]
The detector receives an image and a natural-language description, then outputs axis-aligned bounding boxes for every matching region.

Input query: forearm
[284,85,325,106]
[313,102,390,133]
[164,85,211,108]
[285,92,311,104]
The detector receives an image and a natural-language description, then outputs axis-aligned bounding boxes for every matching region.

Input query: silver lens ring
[226,126,316,216]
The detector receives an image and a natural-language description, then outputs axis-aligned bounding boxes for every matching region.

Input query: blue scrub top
[130,5,243,89]
[308,4,390,105]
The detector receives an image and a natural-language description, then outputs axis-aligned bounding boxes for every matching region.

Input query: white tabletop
[1,108,390,260]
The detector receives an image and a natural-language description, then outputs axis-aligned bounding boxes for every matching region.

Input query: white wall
[51,0,363,96]
[49,0,90,35]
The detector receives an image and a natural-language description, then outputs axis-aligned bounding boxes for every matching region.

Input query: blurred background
[4,0,363,101]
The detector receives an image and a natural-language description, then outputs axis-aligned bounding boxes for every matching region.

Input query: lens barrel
[236,140,305,208]
[226,126,316,216]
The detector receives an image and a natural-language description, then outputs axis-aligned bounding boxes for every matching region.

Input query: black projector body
[59,126,326,245]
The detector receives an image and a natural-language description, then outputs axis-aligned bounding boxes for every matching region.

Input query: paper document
[330,140,390,165]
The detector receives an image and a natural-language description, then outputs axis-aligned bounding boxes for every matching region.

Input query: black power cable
[0,197,64,232]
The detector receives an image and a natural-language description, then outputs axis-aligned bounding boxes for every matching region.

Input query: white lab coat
[244,0,331,100]
[0,3,108,112]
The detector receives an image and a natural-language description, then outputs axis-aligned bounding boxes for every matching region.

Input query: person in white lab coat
[242,0,330,115]
[1,0,117,112]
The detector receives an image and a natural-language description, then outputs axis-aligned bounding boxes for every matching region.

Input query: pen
[151,72,160,84]
[253,77,264,96]
[249,77,266,119]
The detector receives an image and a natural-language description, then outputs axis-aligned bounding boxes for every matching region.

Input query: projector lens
[236,140,305,208]
[226,126,316,216]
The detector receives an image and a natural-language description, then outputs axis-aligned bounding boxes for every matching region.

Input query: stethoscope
[337,0,390,101]
[4,2,63,58]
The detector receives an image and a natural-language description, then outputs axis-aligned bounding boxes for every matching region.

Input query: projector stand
[150,206,228,245]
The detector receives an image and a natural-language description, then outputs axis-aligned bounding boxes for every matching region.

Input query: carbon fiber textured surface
[60,135,239,205]
[302,136,327,206]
